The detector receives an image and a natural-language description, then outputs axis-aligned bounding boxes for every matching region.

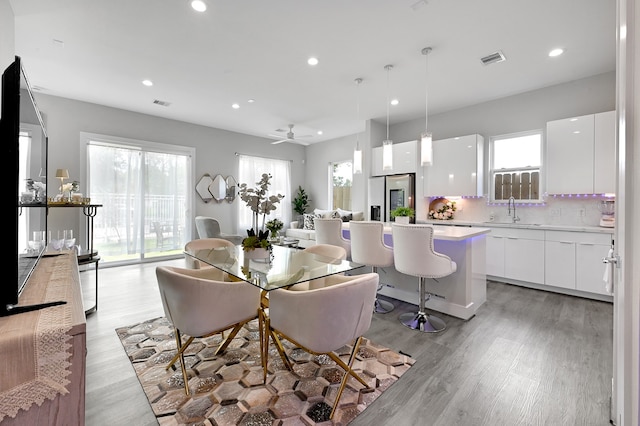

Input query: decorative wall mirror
[225,176,237,203]
[210,174,227,202]
[196,174,214,203]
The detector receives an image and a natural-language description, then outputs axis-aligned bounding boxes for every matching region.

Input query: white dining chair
[184,237,234,272]
[391,223,457,332]
[155,266,261,394]
[266,272,379,419]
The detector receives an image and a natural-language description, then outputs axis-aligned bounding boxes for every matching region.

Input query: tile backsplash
[421,195,612,228]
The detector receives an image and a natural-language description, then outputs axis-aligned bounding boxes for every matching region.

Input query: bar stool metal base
[399,276,446,333]
[374,298,395,314]
[399,311,446,332]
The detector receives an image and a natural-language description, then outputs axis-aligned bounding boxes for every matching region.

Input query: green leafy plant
[292,186,310,215]
[390,206,415,218]
[241,231,272,251]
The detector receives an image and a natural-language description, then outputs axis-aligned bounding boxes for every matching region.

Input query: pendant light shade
[421,47,433,166]
[382,64,393,171]
[353,78,363,174]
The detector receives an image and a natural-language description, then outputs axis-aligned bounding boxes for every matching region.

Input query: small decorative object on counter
[391,206,415,224]
[428,198,457,220]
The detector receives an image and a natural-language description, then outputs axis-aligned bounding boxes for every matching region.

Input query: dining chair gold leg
[258,308,268,383]
[173,328,191,395]
[269,329,293,370]
[326,351,369,388]
[166,334,195,371]
[329,336,364,419]
[214,318,252,355]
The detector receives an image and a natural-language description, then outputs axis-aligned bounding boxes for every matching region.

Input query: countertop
[417,219,615,234]
[343,222,491,241]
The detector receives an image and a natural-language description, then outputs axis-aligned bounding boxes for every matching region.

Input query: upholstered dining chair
[349,221,395,314]
[266,272,379,419]
[314,218,351,260]
[194,216,243,245]
[155,266,261,394]
[391,223,457,332]
[287,244,348,291]
[184,237,234,272]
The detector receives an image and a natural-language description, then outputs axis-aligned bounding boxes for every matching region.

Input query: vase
[243,247,271,260]
[395,216,411,224]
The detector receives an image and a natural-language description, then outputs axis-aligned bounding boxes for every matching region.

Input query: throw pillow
[303,213,320,230]
[331,210,341,219]
[341,213,353,222]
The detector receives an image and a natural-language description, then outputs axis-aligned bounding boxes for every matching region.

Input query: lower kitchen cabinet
[486,225,613,299]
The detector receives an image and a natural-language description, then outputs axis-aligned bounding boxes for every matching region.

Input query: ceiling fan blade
[271,139,289,145]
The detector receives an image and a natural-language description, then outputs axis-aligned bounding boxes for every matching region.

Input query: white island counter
[343,223,491,320]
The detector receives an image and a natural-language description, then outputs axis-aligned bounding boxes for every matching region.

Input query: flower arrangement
[265,218,284,235]
[238,173,284,251]
[428,200,457,220]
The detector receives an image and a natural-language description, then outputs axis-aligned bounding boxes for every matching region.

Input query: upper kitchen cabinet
[546,111,615,194]
[371,140,417,176]
[423,134,484,197]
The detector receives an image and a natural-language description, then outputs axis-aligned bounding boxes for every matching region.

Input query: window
[490,130,542,201]
[84,133,194,265]
[330,160,353,210]
[237,155,291,232]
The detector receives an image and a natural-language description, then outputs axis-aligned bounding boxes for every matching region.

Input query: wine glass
[64,229,76,250]
[50,230,65,251]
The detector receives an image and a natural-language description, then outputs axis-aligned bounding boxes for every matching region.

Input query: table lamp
[56,168,69,195]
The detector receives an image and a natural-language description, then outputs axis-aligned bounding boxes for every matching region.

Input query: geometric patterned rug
[116,317,415,426]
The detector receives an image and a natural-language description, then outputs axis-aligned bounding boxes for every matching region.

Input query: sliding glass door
[85,134,193,265]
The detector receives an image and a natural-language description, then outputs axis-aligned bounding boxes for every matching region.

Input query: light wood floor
[82,259,613,426]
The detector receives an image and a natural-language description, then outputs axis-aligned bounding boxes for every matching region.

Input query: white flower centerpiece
[428,200,457,220]
[238,173,285,255]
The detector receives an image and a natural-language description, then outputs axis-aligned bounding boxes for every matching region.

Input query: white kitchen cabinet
[486,228,507,277]
[576,235,613,295]
[545,231,577,290]
[371,140,417,176]
[423,134,484,197]
[546,111,615,194]
[504,228,545,284]
[594,110,616,194]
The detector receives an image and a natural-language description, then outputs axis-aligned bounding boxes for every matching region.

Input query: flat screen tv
[1,56,64,316]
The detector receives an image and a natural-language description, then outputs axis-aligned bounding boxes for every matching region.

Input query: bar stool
[349,221,395,314]
[391,223,457,332]
[314,218,351,260]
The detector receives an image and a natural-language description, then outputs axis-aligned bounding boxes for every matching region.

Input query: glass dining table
[184,244,364,291]
[184,244,365,380]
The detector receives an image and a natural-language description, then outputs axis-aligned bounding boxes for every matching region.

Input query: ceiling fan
[268,124,312,145]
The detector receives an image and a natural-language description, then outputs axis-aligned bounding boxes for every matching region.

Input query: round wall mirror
[210,174,227,202]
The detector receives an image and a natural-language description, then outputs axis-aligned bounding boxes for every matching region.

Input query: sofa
[285,208,364,248]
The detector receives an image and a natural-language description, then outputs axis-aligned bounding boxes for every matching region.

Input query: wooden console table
[0,253,86,425]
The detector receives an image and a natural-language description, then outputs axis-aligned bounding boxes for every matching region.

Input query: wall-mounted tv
[1,56,64,316]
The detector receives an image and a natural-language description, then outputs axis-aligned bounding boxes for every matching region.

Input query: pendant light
[353,78,363,174]
[382,64,393,171]
[421,47,433,166]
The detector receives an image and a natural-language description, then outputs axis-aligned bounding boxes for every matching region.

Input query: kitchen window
[490,130,542,202]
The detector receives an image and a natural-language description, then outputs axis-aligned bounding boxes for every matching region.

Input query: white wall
[33,94,307,239]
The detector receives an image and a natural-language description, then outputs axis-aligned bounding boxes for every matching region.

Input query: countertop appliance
[597,199,615,228]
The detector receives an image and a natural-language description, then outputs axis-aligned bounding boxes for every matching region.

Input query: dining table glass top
[185,245,364,291]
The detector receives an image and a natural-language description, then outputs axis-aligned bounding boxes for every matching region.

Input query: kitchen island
[343,223,491,320]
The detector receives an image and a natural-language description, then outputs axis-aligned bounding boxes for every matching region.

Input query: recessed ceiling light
[307,57,319,66]
[247,99,255,103]
[317,130,323,135]
[142,79,153,87]
[191,1,207,12]
[391,99,399,106]
[549,48,564,57]
[232,103,240,109]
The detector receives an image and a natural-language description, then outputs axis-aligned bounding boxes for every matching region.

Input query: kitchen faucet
[508,196,520,223]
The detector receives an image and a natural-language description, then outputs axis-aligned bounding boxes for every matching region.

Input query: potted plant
[265,218,284,242]
[390,206,415,224]
[292,186,310,222]
[238,173,284,254]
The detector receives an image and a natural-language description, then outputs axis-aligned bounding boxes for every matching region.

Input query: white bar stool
[391,223,457,332]
[349,221,395,314]
[314,218,351,260]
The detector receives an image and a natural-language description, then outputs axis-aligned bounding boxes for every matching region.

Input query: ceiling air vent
[480,50,506,66]
[153,99,171,107]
